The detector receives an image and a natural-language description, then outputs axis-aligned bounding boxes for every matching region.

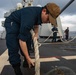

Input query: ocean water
[69,31,76,38]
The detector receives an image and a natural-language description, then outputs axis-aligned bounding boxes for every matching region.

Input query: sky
[0,0,76,31]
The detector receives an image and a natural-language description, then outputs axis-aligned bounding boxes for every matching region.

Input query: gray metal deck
[0,39,76,75]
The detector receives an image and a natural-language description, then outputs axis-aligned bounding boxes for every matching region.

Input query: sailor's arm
[18,13,37,68]
[19,39,34,68]
[33,25,39,39]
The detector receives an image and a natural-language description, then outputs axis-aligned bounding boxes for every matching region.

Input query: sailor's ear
[42,8,47,13]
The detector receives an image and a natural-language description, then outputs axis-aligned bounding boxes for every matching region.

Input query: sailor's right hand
[27,57,34,68]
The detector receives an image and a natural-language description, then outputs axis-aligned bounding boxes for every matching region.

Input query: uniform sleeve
[18,12,36,41]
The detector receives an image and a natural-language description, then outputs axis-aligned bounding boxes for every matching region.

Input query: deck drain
[45,66,76,75]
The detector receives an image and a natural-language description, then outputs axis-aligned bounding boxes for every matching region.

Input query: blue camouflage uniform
[4,7,42,66]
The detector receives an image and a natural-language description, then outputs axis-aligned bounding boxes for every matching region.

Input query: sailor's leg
[6,34,21,65]
[66,35,68,40]
[6,34,23,75]
[5,22,23,75]
[54,33,57,42]
[12,63,23,75]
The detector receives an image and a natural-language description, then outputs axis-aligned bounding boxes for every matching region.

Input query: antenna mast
[22,0,34,7]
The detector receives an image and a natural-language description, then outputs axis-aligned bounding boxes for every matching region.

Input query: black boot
[12,63,23,75]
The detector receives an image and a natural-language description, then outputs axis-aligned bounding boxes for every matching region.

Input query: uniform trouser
[4,21,34,66]
[52,33,57,42]
[66,35,68,40]
[4,21,20,65]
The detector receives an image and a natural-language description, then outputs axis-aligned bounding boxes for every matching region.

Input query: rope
[40,30,76,44]
[30,30,40,75]
[30,28,76,75]
[43,32,53,42]
[58,31,76,43]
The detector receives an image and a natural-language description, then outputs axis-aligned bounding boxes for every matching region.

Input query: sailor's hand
[27,57,34,68]
[54,31,58,33]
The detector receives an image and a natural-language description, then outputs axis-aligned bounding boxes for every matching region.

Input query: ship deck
[0,38,76,75]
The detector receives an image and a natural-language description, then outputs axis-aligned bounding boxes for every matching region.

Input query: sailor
[64,27,69,40]
[4,3,60,75]
[52,26,58,42]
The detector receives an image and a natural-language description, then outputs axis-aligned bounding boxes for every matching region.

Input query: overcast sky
[0,0,76,31]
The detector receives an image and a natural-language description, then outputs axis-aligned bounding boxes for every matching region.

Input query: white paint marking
[1,49,76,74]
[0,49,10,73]
[32,57,59,62]
[62,55,76,60]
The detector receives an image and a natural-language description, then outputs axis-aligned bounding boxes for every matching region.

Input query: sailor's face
[41,9,50,23]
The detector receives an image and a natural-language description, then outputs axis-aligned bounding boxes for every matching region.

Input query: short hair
[42,6,49,14]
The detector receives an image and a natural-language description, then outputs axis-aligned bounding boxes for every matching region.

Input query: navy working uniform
[4,7,42,67]
[64,28,69,40]
[52,26,58,42]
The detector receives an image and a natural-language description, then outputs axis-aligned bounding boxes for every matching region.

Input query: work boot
[12,63,23,75]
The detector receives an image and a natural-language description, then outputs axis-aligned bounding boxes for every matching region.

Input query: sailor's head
[67,27,69,29]
[41,3,60,26]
